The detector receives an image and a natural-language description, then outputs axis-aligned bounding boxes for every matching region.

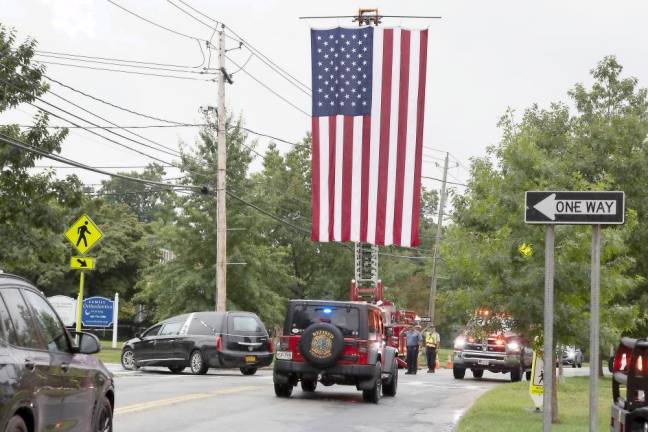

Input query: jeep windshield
[289,305,359,337]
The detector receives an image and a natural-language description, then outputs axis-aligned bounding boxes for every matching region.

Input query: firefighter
[423,325,440,373]
[403,324,423,374]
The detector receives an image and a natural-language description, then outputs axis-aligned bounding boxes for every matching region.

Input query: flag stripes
[311,28,428,247]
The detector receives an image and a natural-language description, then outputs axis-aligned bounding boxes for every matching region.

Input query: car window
[143,325,161,337]
[23,290,70,353]
[289,305,359,337]
[229,315,264,333]
[159,322,183,336]
[188,317,216,335]
[0,295,16,345]
[0,289,43,349]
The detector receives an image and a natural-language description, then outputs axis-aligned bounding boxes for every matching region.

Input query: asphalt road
[111,365,588,432]
[107,364,590,432]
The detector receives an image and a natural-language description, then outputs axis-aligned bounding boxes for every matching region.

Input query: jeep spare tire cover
[299,322,345,369]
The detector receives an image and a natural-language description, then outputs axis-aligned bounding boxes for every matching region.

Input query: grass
[458,376,612,431]
[96,340,123,364]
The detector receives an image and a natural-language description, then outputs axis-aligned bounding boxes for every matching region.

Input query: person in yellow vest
[423,325,440,373]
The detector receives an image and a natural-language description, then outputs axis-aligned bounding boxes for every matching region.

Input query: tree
[441,56,644,422]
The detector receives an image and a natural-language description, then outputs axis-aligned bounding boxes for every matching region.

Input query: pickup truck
[452,311,533,382]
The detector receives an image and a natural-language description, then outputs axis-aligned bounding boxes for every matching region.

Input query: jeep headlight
[454,336,466,349]
[507,341,520,352]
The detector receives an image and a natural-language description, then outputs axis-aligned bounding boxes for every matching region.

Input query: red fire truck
[349,280,419,369]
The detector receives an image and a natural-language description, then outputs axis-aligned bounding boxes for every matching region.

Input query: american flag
[310,27,428,247]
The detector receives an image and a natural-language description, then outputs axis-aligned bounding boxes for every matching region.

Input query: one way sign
[525,191,624,225]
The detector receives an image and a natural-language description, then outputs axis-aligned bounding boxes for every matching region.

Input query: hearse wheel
[240,366,258,376]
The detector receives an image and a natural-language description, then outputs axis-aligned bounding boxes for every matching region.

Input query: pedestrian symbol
[65,214,103,254]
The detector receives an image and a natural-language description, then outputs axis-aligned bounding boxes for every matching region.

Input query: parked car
[453,311,533,382]
[559,346,584,368]
[273,299,399,403]
[121,311,273,375]
[0,273,114,432]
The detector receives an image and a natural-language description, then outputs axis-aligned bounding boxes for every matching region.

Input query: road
[106,364,587,432]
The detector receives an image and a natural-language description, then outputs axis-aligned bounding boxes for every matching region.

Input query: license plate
[478,359,489,366]
[245,355,256,363]
[275,351,292,360]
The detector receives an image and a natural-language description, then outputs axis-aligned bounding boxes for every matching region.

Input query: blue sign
[82,296,114,327]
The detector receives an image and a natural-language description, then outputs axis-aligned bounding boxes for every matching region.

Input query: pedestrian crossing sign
[65,214,103,254]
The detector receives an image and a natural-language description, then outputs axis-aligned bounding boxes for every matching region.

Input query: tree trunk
[598,348,605,378]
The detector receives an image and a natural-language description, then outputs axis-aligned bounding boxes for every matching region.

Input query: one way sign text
[525,191,624,225]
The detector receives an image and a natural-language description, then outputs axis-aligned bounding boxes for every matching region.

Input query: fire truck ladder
[351,243,383,302]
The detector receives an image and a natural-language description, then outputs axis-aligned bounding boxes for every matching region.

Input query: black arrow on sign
[76,258,88,268]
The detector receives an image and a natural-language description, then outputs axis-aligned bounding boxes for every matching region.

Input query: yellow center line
[114,385,262,416]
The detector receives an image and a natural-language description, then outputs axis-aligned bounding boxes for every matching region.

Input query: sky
[1,0,647,192]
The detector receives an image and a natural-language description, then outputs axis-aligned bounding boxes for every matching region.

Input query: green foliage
[441,56,646,351]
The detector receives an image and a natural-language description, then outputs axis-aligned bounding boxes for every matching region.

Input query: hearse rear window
[290,305,359,337]
[229,316,264,333]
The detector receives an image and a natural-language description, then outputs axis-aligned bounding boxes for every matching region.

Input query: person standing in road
[423,325,441,373]
[404,324,422,375]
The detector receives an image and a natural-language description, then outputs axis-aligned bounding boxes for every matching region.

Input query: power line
[173,0,311,95]
[43,89,183,157]
[226,54,310,116]
[107,0,207,42]
[38,60,216,81]
[44,75,194,125]
[0,132,204,192]
[10,124,207,129]
[36,49,206,69]
[35,52,216,74]
[421,175,468,187]
[166,0,216,30]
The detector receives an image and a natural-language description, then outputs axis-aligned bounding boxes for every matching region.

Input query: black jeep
[273,300,398,403]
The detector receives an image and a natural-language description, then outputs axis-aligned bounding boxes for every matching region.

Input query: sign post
[65,214,103,333]
[525,191,624,432]
[589,225,601,432]
[76,271,84,333]
[543,225,554,431]
[112,293,119,349]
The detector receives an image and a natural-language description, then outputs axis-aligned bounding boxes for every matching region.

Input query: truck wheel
[274,383,293,398]
[5,416,28,432]
[382,359,398,397]
[453,365,466,379]
[510,365,522,382]
[471,369,483,379]
[301,379,317,392]
[630,420,648,431]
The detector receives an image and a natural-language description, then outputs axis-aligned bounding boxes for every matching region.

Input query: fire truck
[349,279,419,369]
[348,243,421,369]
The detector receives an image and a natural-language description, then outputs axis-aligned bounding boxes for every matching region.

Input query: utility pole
[427,152,449,322]
[216,25,227,312]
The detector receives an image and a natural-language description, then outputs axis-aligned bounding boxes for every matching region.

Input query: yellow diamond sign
[65,214,103,254]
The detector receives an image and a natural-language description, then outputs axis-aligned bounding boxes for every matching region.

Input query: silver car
[560,346,584,368]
